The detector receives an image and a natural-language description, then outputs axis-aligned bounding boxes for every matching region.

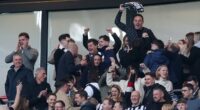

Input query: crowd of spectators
[0,3,200,110]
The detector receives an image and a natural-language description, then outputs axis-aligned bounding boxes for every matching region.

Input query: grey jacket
[5,46,38,71]
[187,98,200,110]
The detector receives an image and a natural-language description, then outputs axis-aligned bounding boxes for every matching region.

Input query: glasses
[181,89,189,92]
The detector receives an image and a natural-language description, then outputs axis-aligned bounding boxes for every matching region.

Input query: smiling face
[133,15,144,30]
[131,91,140,105]
[111,87,120,101]
[157,66,168,79]
[93,55,101,66]
[145,75,155,87]
[47,95,56,108]
[98,38,109,48]
[177,103,187,110]
[54,102,64,110]
[13,55,23,69]
[113,102,123,110]
[36,69,47,83]
[88,42,98,54]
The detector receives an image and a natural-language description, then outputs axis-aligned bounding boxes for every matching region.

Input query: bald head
[131,91,140,105]
[68,42,78,56]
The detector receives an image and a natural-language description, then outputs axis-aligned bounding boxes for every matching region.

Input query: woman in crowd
[182,32,200,84]
[106,65,144,107]
[109,85,123,102]
[155,65,173,92]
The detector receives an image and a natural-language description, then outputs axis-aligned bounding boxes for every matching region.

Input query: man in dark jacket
[75,90,96,110]
[29,67,52,110]
[57,42,87,81]
[146,87,169,110]
[143,73,171,107]
[83,28,121,71]
[54,33,71,74]
[115,4,156,60]
[5,53,34,102]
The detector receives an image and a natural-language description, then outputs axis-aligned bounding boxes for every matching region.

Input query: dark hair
[99,35,110,42]
[186,32,194,38]
[87,38,98,46]
[153,86,165,93]
[125,66,138,81]
[75,90,88,100]
[55,100,65,107]
[177,98,187,104]
[54,79,69,89]
[152,39,165,49]
[47,93,57,99]
[182,83,194,91]
[19,32,29,39]
[103,98,115,108]
[87,68,99,83]
[145,73,156,78]
[134,14,144,21]
[58,33,70,41]
[186,76,198,83]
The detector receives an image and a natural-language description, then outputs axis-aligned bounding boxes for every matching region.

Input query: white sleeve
[84,86,94,98]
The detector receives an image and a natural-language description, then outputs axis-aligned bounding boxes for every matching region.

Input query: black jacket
[146,101,166,110]
[83,33,121,66]
[115,11,156,42]
[80,102,96,110]
[143,83,171,107]
[181,45,200,83]
[57,51,81,81]
[29,79,52,110]
[119,47,143,68]
[82,33,121,55]
[54,48,65,74]
[5,65,34,100]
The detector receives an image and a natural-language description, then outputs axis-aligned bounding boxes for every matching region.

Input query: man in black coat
[146,87,169,110]
[115,4,157,60]
[57,42,87,81]
[54,33,71,74]
[142,73,171,107]
[29,67,52,110]
[5,53,34,102]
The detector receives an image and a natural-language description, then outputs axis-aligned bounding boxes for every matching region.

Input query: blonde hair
[155,65,168,80]
[161,104,173,110]
[109,85,122,102]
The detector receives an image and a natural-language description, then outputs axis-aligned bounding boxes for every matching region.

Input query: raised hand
[84,28,90,35]
[119,4,125,11]
[106,28,113,34]
[16,42,21,52]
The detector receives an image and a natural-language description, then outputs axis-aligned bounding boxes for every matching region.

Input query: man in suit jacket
[56,42,87,81]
